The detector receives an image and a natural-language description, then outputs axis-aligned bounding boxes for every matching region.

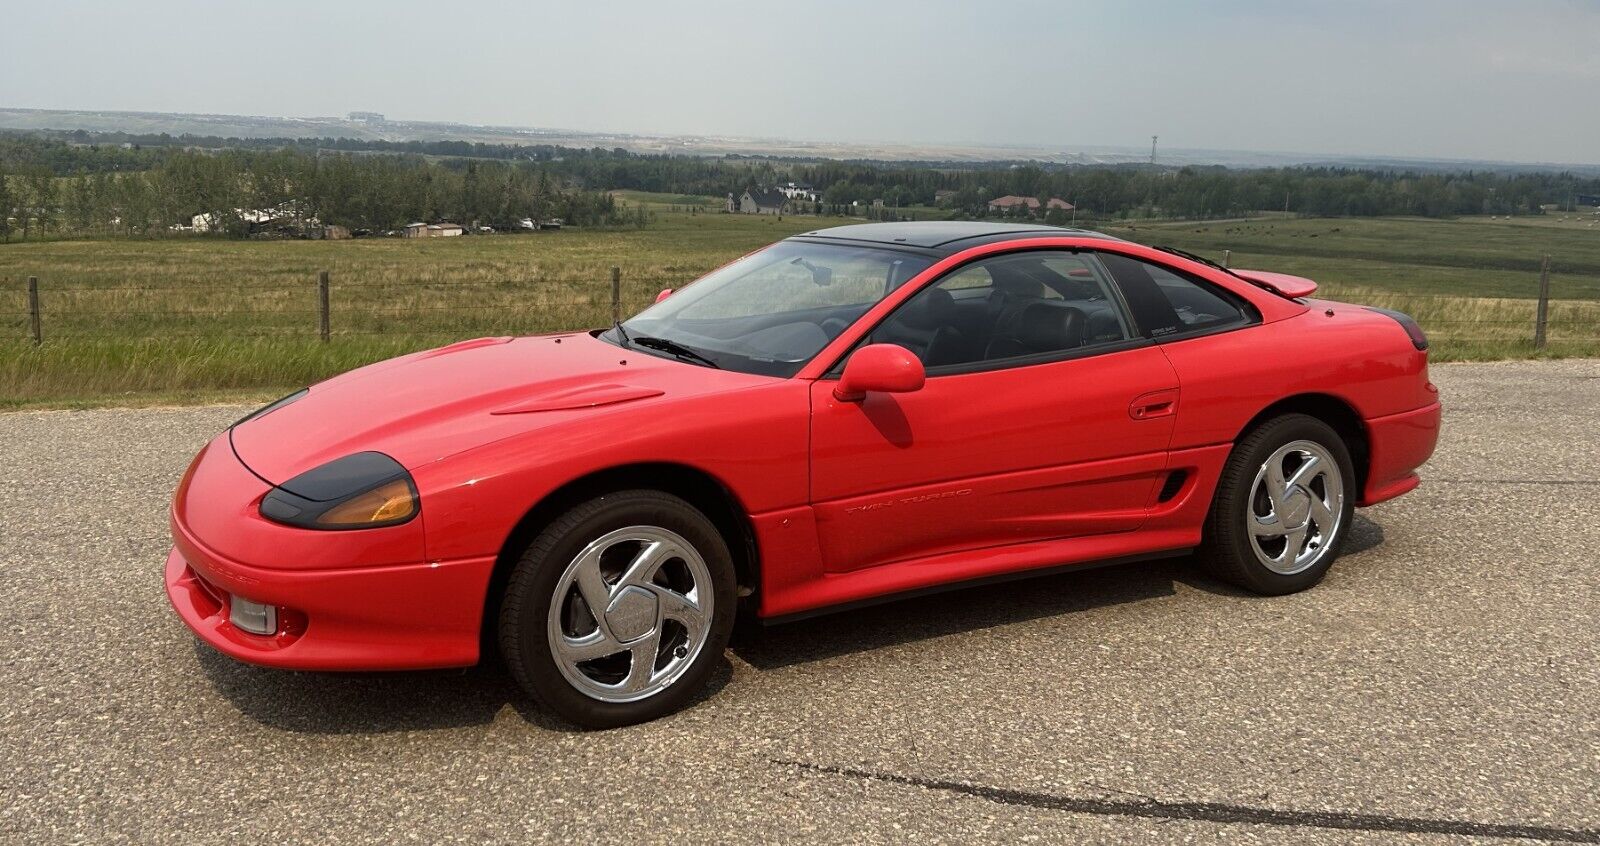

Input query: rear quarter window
[1097,253,1255,338]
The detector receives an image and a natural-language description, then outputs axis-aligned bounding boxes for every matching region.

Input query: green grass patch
[2,213,1596,407]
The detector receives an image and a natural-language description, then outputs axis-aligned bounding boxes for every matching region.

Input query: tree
[18,166,58,240]
[0,163,12,242]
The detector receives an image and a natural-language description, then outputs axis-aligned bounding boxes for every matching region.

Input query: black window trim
[820,245,1148,379]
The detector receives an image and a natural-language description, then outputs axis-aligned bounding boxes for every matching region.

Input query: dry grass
[1,207,1596,407]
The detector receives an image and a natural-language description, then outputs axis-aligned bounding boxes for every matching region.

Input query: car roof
[788,221,1121,254]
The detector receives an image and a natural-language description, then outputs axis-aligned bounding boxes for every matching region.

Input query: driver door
[808,250,1181,573]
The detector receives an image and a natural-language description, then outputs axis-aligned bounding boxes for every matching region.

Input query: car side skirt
[760,547,1194,626]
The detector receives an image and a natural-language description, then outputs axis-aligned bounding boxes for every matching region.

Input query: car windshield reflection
[607,242,932,376]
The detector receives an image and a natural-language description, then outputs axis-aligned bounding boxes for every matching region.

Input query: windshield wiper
[630,336,720,369]
[611,320,631,347]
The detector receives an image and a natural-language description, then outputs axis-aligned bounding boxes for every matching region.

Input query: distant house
[190,205,300,234]
[987,195,1040,212]
[403,222,465,238]
[934,189,958,205]
[987,195,1074,214]
[730,189,789,215]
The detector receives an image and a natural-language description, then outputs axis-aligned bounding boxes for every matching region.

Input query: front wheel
[1197,414,1356,595]
[498,490,737,728]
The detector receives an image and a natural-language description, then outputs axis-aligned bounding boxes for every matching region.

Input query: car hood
[229,332,770,488]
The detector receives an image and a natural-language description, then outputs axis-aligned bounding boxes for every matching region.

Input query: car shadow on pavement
[193,640,734,735]
[733,513,1386,670]
[194,515,1382,732]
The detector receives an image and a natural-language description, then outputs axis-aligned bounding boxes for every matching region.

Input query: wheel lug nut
[675,646,687,659]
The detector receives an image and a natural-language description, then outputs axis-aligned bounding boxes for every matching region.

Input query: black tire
[497,490,737,729]
[1197,414,1357,595]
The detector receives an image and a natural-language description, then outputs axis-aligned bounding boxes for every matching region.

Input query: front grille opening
[1158,469,1188,503]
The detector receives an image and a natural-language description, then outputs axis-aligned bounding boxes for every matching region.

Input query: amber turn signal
[315,478,417,526]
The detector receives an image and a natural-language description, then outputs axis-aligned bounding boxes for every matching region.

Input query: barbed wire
[8,278,699,294]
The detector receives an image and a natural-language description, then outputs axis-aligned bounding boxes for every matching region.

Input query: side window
[869,251,1133,370]
[1097,253,1251,338]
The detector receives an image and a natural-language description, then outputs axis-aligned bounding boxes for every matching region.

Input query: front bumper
[165,436,496,671]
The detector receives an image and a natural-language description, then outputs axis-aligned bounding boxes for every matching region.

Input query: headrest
[898,286,957,330]
[1015,302,1086,350]
[991,266,1044,297]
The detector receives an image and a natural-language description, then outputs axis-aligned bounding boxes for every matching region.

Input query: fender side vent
[1157,470,1188,503]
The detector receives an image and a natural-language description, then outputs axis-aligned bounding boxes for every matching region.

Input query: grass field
[2,203,1597,407]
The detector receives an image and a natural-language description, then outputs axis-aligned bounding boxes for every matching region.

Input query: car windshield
[605,241,933,376]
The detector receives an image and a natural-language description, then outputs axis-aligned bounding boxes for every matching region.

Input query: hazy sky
[4,0,1599,163]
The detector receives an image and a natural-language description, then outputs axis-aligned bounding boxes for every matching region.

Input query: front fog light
[229,595,278,635]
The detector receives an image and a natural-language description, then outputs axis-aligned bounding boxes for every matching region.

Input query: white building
[778,182,818,201]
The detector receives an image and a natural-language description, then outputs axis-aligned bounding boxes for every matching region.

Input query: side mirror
[834,344,925,403]
[654,288,673,304]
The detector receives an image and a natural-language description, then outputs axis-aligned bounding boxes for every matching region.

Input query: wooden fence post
[1221,249,1231,268]
[1533,254,1550,350]
[611,266,622,324]
[27,276,41,345]
[318,270,330,343]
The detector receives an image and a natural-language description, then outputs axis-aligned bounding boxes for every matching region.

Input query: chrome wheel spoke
[1280,523,1311,563]
[1285,454,1322,493]
[1250,513,1284,538]
[1264,460,1289,511]
[657,588,705,640]
[1307,494,1338,533]
[620,633,663,694]
[570,547,614,639]
[618,539,679,590]
[555,630,622,663]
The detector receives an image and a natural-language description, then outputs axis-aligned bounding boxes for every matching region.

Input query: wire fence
[6,260,1600,351]
[4,266,684,345]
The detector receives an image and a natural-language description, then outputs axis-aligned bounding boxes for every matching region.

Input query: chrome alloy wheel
[1247,439,1345,575]
[546,525,713,703]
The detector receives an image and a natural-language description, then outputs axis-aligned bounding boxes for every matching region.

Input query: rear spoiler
[1231,269,1318,299]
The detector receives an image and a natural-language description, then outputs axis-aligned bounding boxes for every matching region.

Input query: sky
[3,0,1599,164]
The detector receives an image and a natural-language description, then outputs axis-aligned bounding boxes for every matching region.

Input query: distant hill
[2,106,1596,175]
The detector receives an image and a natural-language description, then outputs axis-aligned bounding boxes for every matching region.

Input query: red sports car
[167,222,1440,727]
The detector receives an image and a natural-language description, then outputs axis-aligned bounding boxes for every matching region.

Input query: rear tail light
[1364,307,1428,351]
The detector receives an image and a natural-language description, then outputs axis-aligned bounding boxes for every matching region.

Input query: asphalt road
[3,358,1597,845]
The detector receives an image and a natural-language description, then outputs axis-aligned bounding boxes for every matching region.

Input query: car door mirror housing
[834,344,925,402]
[654,288,674,304]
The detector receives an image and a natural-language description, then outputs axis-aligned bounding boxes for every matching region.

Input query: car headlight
[258,452,419,530]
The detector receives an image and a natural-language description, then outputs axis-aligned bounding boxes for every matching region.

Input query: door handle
[1129,389,1179,420]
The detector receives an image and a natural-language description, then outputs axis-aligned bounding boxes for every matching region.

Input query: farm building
[728,189,790,215]
[403,222,465,238]
[778,182,818,201]
[190,206,297,234]
[986,195,1074,214]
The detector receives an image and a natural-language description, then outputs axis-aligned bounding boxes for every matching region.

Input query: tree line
[0,140,636,240]
[4,131,1599,242]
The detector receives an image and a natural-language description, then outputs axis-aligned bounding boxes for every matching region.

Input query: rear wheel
[1198,414,1355,595]
[498,490,736,728]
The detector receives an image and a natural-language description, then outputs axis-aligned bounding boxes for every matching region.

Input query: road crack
[773,759,1600,843]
